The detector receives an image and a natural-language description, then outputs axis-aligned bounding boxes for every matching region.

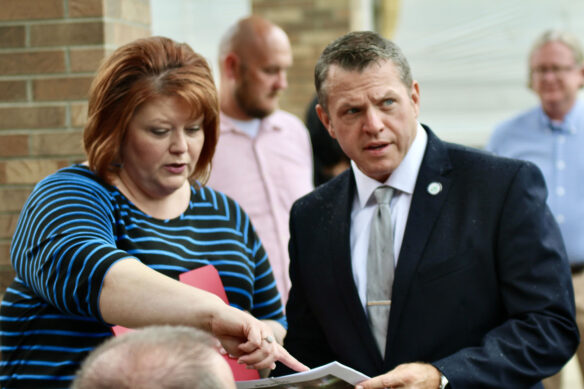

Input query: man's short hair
[315,31,413,112]
[72,326,230,389]
[527,29,584,88]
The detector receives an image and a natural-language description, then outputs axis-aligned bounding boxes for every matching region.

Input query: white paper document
[236,361,370,389]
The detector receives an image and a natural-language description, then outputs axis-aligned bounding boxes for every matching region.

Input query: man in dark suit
[276,31,579,388]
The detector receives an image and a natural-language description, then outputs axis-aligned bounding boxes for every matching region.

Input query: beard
[234,78,278,119]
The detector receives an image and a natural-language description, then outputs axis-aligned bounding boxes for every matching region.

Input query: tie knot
[373,186,394,205]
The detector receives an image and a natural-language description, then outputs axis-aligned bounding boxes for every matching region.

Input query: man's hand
[356,363,441,389]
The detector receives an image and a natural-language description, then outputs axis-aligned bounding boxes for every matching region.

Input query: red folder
[111,265,260,381]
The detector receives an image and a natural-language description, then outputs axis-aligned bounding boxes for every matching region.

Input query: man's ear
[316,104,336,138]
[223,53,240,80]
[410,80,421,118]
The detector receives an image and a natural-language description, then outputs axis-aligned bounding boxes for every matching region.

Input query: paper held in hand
[236,361,369,389]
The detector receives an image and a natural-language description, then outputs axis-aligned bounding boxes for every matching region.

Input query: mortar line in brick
[0,74,95,81]
[0,102,71,108]
[0,47,65,54]
[64,0,70,19]
[65,103,71,128]
[65,46,71,73]
[102,17,151,29]
[21,17,104,25]
[25,22,31,48]
[26,79,32,103]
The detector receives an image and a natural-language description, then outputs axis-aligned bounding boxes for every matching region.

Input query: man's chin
[245,105,276,119]
[541,95,571,111]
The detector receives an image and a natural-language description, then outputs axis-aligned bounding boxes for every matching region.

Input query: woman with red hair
[0,36,306,388]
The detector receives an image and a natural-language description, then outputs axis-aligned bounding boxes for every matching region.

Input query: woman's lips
[165,163,187,174]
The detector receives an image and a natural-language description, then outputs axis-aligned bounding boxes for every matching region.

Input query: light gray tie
[366,186,395,358]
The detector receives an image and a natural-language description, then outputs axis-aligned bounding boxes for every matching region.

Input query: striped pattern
[0,165,284,389]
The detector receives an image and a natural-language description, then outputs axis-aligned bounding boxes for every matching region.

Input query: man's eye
[383,99,395,106]
[346,108,359,114]
[264,67,279,75]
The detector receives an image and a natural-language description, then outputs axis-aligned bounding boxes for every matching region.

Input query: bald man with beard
[207,16,313,308]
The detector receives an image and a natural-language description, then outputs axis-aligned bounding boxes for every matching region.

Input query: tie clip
[367,300,391,306]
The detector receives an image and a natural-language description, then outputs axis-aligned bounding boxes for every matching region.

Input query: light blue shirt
[487,99,584,264]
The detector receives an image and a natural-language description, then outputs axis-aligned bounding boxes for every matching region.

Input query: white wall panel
[151,0,251,83]
[393,0,584,146]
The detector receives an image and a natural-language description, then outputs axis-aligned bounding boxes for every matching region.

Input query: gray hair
[315,31,413,112]
[72,326,229,389]
[528,29,584,87]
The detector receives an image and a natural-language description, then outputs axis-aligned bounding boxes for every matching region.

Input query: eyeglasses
[531,65,577,77]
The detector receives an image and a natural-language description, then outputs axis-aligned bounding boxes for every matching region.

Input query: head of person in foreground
[72,325,236,389]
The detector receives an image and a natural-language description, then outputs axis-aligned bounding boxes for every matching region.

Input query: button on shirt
[487,99,584,264]
[207,111,314,304]
[351,124,428,310]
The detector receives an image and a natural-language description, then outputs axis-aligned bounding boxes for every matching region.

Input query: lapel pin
[427,182,442,195]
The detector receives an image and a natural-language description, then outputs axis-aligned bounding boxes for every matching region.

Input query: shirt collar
[352,122,428,208]
[537,98,584,135]
[220,111,282,134]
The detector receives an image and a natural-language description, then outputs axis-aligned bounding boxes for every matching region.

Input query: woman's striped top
[0,164,284,389]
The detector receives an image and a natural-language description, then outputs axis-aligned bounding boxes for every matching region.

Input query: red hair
[83,36,219,184]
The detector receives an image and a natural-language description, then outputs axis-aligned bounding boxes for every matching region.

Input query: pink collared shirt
[207,111,314,304]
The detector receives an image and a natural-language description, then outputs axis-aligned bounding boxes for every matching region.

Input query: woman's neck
[113,175,191,220]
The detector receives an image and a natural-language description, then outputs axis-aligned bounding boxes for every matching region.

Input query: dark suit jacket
[276,126,578,388]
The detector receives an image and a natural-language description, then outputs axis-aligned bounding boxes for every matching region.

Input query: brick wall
[0,0,151,297]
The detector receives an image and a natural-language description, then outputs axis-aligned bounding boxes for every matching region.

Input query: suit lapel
[328,170,385,370]
[385,126,453,367]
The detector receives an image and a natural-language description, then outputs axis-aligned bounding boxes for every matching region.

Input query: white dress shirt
[350,123,428,310]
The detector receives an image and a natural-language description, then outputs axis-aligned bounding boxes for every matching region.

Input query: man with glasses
[488,30,584,389]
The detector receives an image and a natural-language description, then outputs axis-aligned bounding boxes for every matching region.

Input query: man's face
[317,60,420,183]
[530,41,584,117]
[234,29,292,119]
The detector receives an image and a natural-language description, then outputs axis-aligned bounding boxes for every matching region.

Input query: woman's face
[120,95,205,199]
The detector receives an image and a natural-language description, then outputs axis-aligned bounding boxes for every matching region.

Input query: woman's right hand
[211,306,309,372]
[99,259,305,371]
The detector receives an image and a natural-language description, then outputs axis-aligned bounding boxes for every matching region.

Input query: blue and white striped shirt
[0,164,284,388]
